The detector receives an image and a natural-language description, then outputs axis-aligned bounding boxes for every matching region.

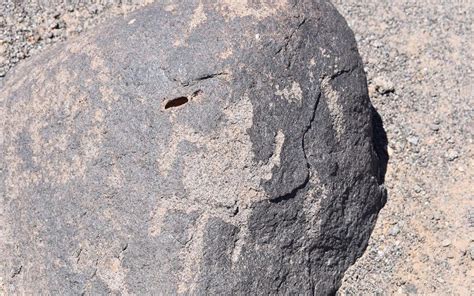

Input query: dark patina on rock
[1,0,387,294]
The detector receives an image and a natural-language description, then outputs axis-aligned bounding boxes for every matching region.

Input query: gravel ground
[1,0,473,294]
[333,1,473,294]
[0,0,157,78]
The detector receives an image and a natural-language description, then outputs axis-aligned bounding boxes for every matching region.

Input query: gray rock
[0,1,387,295]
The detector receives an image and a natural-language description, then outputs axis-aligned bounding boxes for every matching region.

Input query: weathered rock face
[1,0,387,294]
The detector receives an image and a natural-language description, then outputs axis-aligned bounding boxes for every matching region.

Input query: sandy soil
[332,1,474,294]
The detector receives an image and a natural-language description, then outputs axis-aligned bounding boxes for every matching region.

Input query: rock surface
[0,1,387,294]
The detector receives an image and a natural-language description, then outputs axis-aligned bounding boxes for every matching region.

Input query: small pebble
[404,283,418,294]
[407,135,419,145]
[0,43,7,56]
[389,225,400,236]
[372,40,383,48]
[373,75,395,94]
[49,19,59,30]
[414,185,422,193]
[441,239,451,247]
[430,124,440,131]
[446,150,459,161]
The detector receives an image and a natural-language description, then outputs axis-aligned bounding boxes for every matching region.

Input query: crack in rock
[270,91,321,203]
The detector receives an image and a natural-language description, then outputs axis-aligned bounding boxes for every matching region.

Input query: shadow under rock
[371,105,389,187]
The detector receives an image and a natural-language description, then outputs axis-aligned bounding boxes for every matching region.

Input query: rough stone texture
[0,1,387,295]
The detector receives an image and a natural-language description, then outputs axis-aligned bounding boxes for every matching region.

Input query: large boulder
[0,0,387,294]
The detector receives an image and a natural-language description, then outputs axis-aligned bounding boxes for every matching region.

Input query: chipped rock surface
[1,1,387,294]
